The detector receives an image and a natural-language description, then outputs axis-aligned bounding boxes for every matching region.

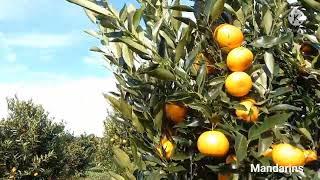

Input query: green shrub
[0,97,96,179]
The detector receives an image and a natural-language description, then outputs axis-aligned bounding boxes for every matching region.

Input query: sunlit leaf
[251,32,293,48]
[262,9,273,35]
[112,37,149,55]
[248,113,292,140]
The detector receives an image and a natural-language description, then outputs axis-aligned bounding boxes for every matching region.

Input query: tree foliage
[68,0,320,179]
[94,112,131,174]
[0,97,96,179]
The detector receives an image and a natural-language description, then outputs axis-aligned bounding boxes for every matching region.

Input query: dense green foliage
[69,0,320,179]
[0,98,96,179]
[94,113,131,174]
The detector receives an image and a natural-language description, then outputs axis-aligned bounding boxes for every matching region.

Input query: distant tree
[0,97,96,179]
[94,112,131,174]
[65,134,98,177]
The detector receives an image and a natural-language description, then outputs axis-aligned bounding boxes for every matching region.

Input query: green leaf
[206,165,219,172]
[113,146,132,169]
[159,31,175,49]
[152,17,164,42]
[154,109,163,131]
[67,0,110,16]
[108,171,125,180]
[251,32,293,48]
[268,104,302,112]
[133,6,145,28]
[132,111,145,133]
[166,165,186,173]
[196,63,207,94]
[169,5,194,12]
[209,76,225,86]
[248,113,293,140]
[257,136,273,156]
[186,103,212,118]
[262,9,273,35]
[112,37,149,55]
[171,152,190,161]
[298,128,314,144]
[175,27,189,62]
[171,0,182,32]
[122,45,134,68]
[252,68,268,97]
[184,44,201,70]
[120,98,132,119]
[264,51,274,77]
[146,170,162,180]
[301,0,320,11]
[147,67,176,81]
[269,87,293,98]
[104,94,120,110]
[235,133,248,162]
[204,0,214,19]
[316,26,320,42]
[210,0,225,22]
[130,139,145,170]
[173,16,196,27]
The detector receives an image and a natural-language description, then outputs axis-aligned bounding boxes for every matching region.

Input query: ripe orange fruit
[157,136,174,159]
[193,53,214,74]
[213,24,244,52]
[262,148,273,157]
[197,130,229,157]
[272,143,305,166]
[225,72,252,97]
[227,47,254,72]
[304,150,317,164]
[235,99,259,122]
[165,102,187,123]
[218,173,231,180]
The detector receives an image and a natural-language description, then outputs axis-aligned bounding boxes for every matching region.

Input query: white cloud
[0,76,117,137]
[6,33,75,48]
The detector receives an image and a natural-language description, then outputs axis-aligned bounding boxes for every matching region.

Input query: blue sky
[0,0,137,136]
[0,0,138,83]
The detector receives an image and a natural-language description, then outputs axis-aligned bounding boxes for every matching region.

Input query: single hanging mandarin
[235,99,259,122]
[272,143,305,166]
[227,47,254,72]
[156,136,174,159]
[197,130,229,157]
[225,72,253,97]
[193,53,214,74]
[213,24,244,52]
[165,102,187,123]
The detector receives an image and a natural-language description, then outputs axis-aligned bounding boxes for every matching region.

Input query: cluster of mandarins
[156,24,317,169]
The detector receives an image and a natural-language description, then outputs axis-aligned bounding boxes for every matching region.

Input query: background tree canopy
[0,97,97,179]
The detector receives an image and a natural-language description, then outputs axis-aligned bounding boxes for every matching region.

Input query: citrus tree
[0,97,97,179]
[94,112,131,174]
[68,0,320,179]
[0,97,70,179]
